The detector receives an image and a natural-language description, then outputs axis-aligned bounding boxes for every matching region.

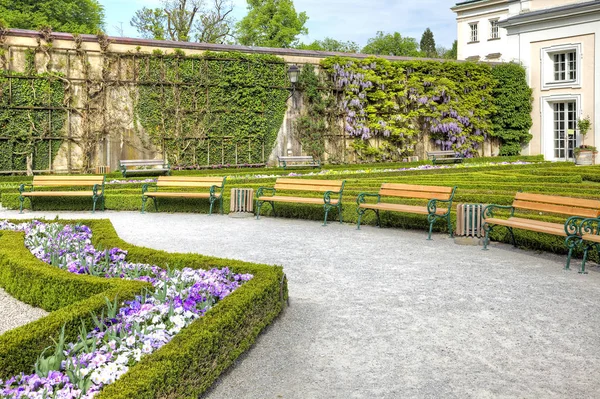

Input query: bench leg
[356,208,364,230]
[220,196,224,215]
[101,196,106,211]
[92,197,98,214]
[153,198,159,212]
[208,198,214,216]
[580,245,589,274]
[338,205,343,224]
[271,202,276,217]
[255,200,262,219]
[427,221,434,240]
[507,227,516,247]
[19,196,25,214]
[141,196,147,214]
[323,205,330,226]
[375,210,381,227]
[482,224,491,250]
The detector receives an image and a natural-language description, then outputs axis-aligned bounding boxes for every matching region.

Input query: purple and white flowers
[0,220,252,398]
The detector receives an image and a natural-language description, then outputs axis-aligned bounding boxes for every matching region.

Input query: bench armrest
[257,187,276,198]
[356,192,380,205]
[574,217,600,236]
[141,183,158,194]
[18,183,33,194]
[427,198,452,216]
[482,204,515,220]
[324,190,342,205]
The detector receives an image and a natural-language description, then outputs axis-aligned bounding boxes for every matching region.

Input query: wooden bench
[120,159,170,178]
[482,192,600,272]
[277,156,320,169]
[427,150,464,165]
[356,184,457,239]
[255,178,345,225]
[18,175,105,214]
[141,176,226,215]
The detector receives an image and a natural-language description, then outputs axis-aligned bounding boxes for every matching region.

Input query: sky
[102,0,459,49]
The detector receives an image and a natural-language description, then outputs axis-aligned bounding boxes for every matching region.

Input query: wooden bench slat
[513,199,600,218]
[22,191,102,197]
[378,189,452,200]
[278,156,314,161]
[380,183,453,194]
[274,184,343,192]
[157,176,224,183]
[515,192,600,210]
[157,181,222,188]
[33,175,104,180]
[485,217,567,236]
[34,181,102,187]
[275,178,343,187]
[145,192,215,199]
[257,195,338,205]
[359,203,448,215]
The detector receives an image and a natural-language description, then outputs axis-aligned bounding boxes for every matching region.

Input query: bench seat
[484,217,567,236]
[144,192,220,199]
[359,202,448,216]
[356,183,457,239]
[277,156,320,169]
[141,176,226,215]
[256,178,345,226]
[21,191,103,197]
[257,195,339,205]
[120,159,170,178]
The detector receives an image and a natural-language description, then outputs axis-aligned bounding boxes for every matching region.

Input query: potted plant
[575,116,595,165]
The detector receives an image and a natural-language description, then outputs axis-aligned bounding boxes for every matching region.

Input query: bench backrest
[277,156,314,162]
[274,178,344,193]
[120,159,167,168]
[156,176,226,188]
[378,183,455,201]
[513,192,600,218]
[32,175,105,187]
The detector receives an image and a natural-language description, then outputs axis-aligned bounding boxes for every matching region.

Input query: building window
[541,44,581,90]
[469,23,478,42]
[489,20,499,39]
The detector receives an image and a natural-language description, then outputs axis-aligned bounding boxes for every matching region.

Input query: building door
[553,101,577,161]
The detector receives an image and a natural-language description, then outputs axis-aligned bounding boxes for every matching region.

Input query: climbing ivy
[320,56,497,160]
[135,51,289,166]
[0,72,66,172]
[490,63,533,155]
[295,64,338,160]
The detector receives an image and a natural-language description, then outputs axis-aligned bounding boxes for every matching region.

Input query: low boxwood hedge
[0,219,287,398]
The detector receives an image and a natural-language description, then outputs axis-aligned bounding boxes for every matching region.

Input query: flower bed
[0,220,286,398]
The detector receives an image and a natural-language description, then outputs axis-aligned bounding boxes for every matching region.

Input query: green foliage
[577,115,591,137]
[0,72,66,172]
[0,0,104,34]
[296,37,359,53]
[236,0,308,48]
[130,7,167,40]
[295,64,337,159]
[490,63,533,155]
[321,56,496,159]
[419,28,436,58]
[361,31,421,57]
[0,219,286,397]
[135,51,288,167]
[446,40,458,60]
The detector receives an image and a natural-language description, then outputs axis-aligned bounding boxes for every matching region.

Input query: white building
[452,0,600,162]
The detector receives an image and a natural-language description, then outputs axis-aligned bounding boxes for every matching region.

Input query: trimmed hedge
[0,219,286,398]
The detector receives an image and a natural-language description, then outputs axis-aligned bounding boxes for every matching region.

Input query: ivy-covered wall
[313,56,532,161]
[135,51,288,167]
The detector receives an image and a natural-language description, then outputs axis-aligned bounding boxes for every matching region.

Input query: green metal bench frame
[277,156,321,170]
[356,184,457,240]
[256,179,345,226]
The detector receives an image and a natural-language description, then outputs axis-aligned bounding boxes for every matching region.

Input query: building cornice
[499,1,600,28]
[451,0,508,13]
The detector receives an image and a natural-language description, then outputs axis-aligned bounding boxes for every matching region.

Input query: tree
[297,37,359,53]
[236,0,308,48]
[447,40,458,60]
[131,0,235,44]
[0,0,104,34]
[420,28,436,58]
[361,31,420,57]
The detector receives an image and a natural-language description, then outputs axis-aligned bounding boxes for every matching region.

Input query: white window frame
[469,22,479,43]
[489,19,499,40]
[541,43,582,90]
[540,94,582,161]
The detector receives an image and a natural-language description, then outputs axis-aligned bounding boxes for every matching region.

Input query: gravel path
[2,210,600,398]
[0,288,48,335]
